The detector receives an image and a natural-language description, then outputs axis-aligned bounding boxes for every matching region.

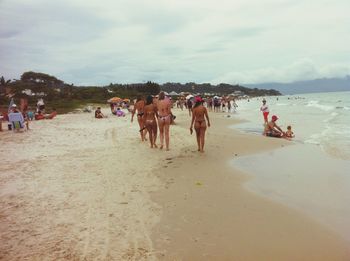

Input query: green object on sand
[196,182,202,186]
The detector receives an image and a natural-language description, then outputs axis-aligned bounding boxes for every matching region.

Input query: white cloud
[0,0,350,85]
[212,59,350,84]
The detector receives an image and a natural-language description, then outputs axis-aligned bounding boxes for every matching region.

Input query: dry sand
[0,108,349,260]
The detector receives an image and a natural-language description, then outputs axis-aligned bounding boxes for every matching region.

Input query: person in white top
[260,99,269,124]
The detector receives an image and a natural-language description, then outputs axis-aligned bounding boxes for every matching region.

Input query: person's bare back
[157,100,170,117]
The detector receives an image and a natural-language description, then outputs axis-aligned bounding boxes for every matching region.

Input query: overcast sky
[1,0,349,85]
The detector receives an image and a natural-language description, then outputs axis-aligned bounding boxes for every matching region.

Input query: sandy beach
[1,108,349,260]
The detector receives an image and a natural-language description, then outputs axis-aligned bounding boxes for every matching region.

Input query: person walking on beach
[190,96,211,152]
[157,92,172,150]
[131,96,147,141]
[260,99,269,124]
[264,115,285,137]
[143,95,158,148]
[187,98,193,116]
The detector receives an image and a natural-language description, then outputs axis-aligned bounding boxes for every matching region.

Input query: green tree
[20,71,64,87]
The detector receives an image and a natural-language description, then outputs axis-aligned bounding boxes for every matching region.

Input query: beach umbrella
[186,94,194,100]
[107,97,122,103]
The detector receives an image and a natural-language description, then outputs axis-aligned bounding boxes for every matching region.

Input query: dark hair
[146,95,153,105]
[136,96,142,102]
[158,92,165,100]
[287,125,291,130]
[194,101,203,108]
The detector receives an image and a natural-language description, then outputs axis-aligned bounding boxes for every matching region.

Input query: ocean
[231,91,350,242]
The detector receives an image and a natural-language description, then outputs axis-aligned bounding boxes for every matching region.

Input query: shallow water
[230,91,350,242]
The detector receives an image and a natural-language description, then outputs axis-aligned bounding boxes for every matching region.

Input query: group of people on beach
[131,92,210,152]
[0,98,57,132]
[176,96,238,115]
[260,99,294,139]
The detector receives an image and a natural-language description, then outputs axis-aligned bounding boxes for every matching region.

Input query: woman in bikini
[157,92,172,150]
[190,96,211,152]
[131,96,147,141]
[143,95,158,148]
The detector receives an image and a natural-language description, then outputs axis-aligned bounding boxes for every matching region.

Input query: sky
[1,0,350,86]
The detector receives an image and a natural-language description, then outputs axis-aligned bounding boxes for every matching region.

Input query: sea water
[231,91,350,242]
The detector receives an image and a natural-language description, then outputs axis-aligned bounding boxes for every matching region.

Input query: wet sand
[151,111,350,260]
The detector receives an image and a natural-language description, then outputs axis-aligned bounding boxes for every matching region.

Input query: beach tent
[169,91,179,96]
[108,97,122,103]
[186,94,194,100]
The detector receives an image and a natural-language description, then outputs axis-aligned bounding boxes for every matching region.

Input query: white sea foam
[234,91,350,159]
[306,100,334,111]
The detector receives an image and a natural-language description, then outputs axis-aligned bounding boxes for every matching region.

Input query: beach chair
[8,112,25,132]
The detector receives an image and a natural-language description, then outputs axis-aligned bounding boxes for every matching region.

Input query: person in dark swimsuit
[131,96,147,141]
[190,96,211,152]
[187,99,193,116]
[143,95,158,148]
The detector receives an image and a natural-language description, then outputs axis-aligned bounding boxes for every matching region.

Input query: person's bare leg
[164,121,170,151]
[200,127,207,152]
[158,121,164,149]
[153,123,158,148]
[195,127,200,151]
[137,118,144,141]
[146,125,153,148]
[143,128,148,141]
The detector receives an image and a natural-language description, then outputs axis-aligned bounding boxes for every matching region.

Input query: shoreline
[151,110,350,260]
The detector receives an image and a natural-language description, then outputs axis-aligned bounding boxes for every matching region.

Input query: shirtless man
[143,95,158,148]
[190,96,211,152]
[131,96,147,141]
[157,92,172,150]
[264,115,285,137]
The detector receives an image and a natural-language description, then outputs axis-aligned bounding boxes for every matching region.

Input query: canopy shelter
[169,91,179,96]
[107,97,122,103]
[186,94,194,100]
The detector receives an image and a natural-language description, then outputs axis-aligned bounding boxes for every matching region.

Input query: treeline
[0,72,161,105]
[1,71,281,109]
[161,82,281,96]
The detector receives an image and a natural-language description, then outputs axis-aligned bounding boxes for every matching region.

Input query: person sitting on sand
[35,110,45,120]
[143,95,158,148]
[115,108,125,117]
[264,115,285,137]
[190,96,211,152]
[95,107,105,119]
[285,125,295,139]
[45,108,57,119]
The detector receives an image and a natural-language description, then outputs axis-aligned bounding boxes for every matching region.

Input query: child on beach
[285,125,295,139]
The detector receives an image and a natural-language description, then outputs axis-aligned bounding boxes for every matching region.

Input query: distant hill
[246,76,350,95]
